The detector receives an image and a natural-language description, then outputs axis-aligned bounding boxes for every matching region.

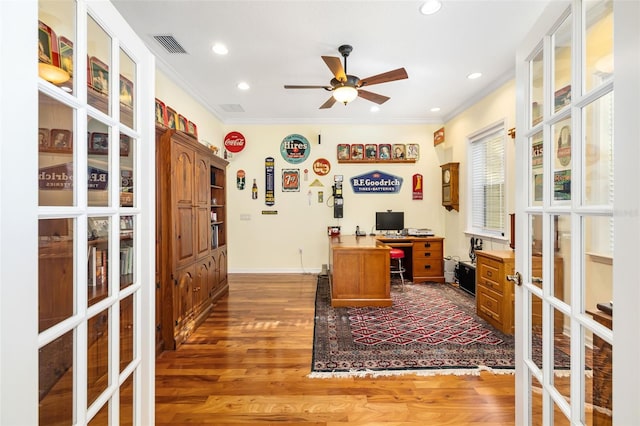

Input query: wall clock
[440,162,459,211]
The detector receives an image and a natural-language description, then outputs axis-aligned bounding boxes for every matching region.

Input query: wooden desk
[328,235,445,307]
[377,236,444,283]
[329,235,391,307]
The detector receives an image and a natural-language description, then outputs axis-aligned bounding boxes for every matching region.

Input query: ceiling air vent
[219,104,245,113]
[152,35,188,54]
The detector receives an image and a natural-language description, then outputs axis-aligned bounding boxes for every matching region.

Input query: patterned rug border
[309,276,569,378]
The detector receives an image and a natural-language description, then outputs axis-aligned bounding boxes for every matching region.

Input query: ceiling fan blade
[321,56,346,82]
[284,85,331,89]
[360,68,408,86]
[319,96,337,109]
[358,89,390,105]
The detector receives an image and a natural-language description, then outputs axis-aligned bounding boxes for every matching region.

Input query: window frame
[466,121,508,240]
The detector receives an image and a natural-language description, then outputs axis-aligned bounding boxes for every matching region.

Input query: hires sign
[350,170,403,194]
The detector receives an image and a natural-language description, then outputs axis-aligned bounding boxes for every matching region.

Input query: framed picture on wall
[155,98,167,126]
[38,128,50,151]
[120,134,131,157]
[89,132,109,155]
[89,56,109,95]
[365,144,377,160]
[378,144,391,160]
[165,106,178,129]
[178,114,188,132]
[406,143,420,160]
[337,144,350,160]
[58,36,73,77]
[350,144,364,160]
[392,144,406,160]
[187,121,198,137]
[46,129,72,153]
[119,75,133,108]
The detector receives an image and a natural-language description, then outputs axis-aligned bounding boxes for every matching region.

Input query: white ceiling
[112,0,550,125]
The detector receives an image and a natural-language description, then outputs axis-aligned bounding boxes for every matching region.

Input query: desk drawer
[413,258,443,277]
[477,287,504,326]
[413,240,443,257]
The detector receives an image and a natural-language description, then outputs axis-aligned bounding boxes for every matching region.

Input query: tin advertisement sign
[39,163,108,191]
[280,134,310,164]
[224,131,246,153]
[412,173,423,200]
[350,170,403,194]
[265,157,275,206]
[312,158,331,176]
[282,169,300,192]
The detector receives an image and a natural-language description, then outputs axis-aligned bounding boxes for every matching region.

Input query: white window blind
[470,127,505,236]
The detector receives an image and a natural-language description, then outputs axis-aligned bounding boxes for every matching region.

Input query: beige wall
[156,70,520,272]
[441,79,517,259]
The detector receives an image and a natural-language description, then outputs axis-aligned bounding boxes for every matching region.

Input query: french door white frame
[0,1,156,424]
[514,0,640,424]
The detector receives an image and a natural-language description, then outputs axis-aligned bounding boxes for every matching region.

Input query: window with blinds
[469,125,505,237]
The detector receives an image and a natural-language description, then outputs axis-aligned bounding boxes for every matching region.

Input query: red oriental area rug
[310,276,568,377]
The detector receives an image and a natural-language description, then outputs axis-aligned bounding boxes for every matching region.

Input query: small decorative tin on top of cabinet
[156,128,229,350]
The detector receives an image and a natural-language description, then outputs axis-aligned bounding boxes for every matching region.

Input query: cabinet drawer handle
[487,270,492,277]
[423,243,431,248]
[424,265,431,269]
[423,252,431,257]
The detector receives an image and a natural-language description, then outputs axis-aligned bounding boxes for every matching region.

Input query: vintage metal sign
[280,134,310,164]
[312,158,331,176]
[265,157,275,205]
[350,170,403,194]
[282,169,300,192]
[224,131,246,153]
[412,173,423,200]
[39,163,108,190]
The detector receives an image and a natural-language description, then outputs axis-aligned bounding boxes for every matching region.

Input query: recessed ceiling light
[237,82,250,90]
[430,107,441,112]
[370,106,380,112]
[467,72,482,80]
[212,43,228,55]
[420,0,442,15]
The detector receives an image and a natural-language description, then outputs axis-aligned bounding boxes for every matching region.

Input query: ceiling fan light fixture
[333,85,358,105]
[38,63,70,84]
[420,0,442,15]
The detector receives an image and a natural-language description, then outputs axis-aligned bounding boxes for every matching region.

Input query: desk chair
[389,248,405,291]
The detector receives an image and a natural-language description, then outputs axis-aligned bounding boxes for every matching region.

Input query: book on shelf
[211,224,219,249]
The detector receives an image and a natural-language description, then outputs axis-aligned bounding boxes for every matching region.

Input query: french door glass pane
[554,215,571,305]
[530,49,544,127]
[583,215,613,316]
[584,0,613,93]
[39,218,74,332]
[553,118,572,203]
[531,374,543,425]
[584,317,613,424]
[87,16,111,115]
[530,131,543,206]
[87,117,110,207]
[120,49,136,129]
[120,215,135,288]
[39,94,75,207]
[584,91,614,206]
[38,1,75,94]
[120,375,134,425]
[552,309,571,400]
[87,309,110,406]
[120,294,134,371]
[88,216,110,305]
[88,402,109,425]
[553,15,572,114]
[531,291,544,371]
[119,134,134,208]
[39,330,74,425]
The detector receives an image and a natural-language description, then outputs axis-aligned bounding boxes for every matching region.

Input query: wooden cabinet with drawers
[476,250,565,335]
[412,237,445,283]
[476,250,515,334]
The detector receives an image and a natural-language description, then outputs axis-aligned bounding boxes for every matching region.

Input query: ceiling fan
[284,44,408,109]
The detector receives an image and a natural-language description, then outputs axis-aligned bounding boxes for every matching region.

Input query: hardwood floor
[155,273,516,425]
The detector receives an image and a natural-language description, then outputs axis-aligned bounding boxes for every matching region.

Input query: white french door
[1,1,155,424]
[514,0,640,424]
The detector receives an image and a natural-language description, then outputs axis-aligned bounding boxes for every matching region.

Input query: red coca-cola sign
[224,131,246,153]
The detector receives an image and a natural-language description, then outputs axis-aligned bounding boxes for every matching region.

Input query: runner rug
[310,275,568,378]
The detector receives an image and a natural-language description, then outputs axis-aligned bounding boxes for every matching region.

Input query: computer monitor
[375,211,404,234]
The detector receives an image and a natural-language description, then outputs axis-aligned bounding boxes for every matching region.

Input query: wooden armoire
[156,128,228,350]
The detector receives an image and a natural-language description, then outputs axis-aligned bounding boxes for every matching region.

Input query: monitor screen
[375,211,404,232]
